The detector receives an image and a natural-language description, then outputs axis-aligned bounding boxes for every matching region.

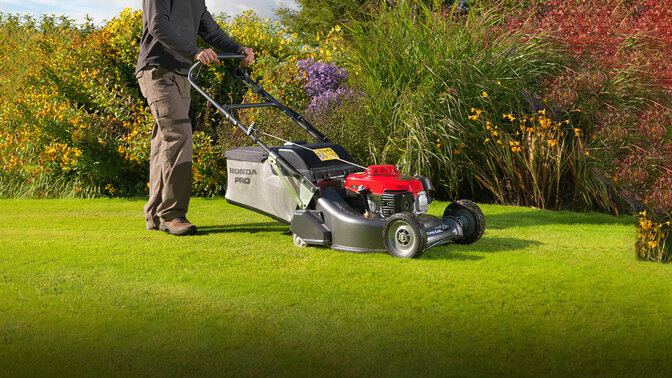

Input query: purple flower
[296,59,364,125]
[297,59,349,97]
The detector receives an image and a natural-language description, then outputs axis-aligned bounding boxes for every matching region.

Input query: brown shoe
[159,218,197,236]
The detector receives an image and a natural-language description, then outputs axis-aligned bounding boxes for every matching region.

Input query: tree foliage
[276,0,376,38]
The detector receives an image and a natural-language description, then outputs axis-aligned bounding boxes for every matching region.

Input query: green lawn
[1,198,670,376]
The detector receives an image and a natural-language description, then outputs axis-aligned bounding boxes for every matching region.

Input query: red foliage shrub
[504,0,672,217]
[510,0,672,89]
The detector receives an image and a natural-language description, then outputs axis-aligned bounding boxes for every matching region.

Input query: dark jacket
[136,0,242,74]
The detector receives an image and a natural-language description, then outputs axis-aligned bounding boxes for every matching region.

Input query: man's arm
[145,0,200,60]
[197,9,255,66]
[198,11,242,54]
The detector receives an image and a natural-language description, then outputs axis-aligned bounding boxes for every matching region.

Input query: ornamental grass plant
[346,1,567,200]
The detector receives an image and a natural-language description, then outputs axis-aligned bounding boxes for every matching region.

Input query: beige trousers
[137,66,193,228]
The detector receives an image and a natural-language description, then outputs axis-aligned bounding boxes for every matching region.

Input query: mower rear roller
[443,200,485,244]
[382,213,428,258]
[292,233,307,248]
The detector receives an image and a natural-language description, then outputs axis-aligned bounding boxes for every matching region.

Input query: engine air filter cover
[381,191,414,217]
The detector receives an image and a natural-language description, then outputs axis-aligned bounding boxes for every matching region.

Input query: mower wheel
[292,233,307,248]
[382,213,427,258]
[443,200,485,244]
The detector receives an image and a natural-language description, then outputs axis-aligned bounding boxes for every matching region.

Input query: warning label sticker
[313,148,339,161]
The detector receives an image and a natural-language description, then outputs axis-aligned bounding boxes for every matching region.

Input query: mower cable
[255,129,367,171]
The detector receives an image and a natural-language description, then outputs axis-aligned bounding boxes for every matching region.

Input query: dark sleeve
[145,0,200,59]
[198,9,243,53]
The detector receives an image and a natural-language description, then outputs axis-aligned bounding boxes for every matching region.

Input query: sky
[0,0,299,24]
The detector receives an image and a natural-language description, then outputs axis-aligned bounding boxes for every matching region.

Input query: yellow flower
[481,91,488,98]
[639,218,652,230]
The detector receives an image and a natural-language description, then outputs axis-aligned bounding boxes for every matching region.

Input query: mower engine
[345,165,432,218]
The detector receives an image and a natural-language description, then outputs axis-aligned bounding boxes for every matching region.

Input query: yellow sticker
[313,148,339,161]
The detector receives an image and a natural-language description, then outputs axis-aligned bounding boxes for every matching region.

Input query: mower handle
[187,52,333,194]
[215,52,247,60]
[189,53,246,78]
[187,53,319,188]
[187,53,331,145]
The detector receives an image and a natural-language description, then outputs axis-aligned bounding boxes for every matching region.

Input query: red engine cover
[345,165,424,195]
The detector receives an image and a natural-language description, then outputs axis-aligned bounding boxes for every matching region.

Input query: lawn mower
[188,53,485,258]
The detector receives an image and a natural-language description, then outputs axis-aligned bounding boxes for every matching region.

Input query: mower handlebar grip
[188,52,248,81]
[216,53,246,60]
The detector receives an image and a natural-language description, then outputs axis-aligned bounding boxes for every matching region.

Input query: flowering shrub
[500,0,672,259]
[297,59,348,97]
[297,59,355,126]
[0,12,147,197]
[304,86,361,122]
[295,59,372,161]
[192,132,226,196]
[508,0,672,87]
[465,105,588,209]
[0,9,346,198]
[636,211,672,262]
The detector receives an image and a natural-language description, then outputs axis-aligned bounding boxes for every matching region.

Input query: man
[136,0,254,236]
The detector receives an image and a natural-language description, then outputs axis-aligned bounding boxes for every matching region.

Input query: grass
[1,198,671,376]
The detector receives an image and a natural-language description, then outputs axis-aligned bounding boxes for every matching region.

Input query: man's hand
[240,46,255,67]
[195,48,219,65]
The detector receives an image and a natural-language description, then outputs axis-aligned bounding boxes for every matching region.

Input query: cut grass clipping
[1,198,671,376]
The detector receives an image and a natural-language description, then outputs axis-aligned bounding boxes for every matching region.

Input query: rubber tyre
[382,213,427,258]
[443,200,485,245]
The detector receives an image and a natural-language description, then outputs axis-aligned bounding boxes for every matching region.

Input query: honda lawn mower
[188,54,485,258]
